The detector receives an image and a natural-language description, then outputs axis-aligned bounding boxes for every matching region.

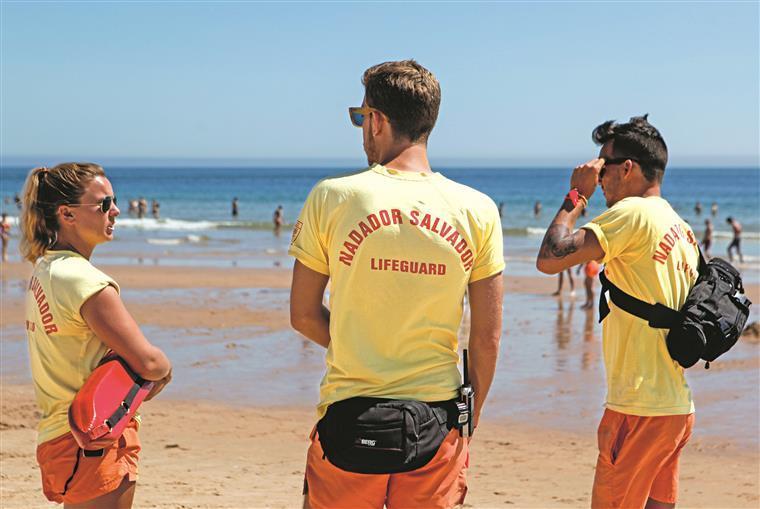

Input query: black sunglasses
[603,157,639,166]
[600,157,640,179]
[68,195,117,213]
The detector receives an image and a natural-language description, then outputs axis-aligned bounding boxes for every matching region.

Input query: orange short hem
[36,419,141,505]
[591,409,694,509]
[305,426,468,509]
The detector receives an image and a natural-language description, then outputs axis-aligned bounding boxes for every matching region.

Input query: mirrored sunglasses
[68,195,117,213]
[347,106,386,128]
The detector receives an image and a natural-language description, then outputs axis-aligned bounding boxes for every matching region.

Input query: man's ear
[623,160,636,179]
[370,111,384,138]
[57,205,76,225]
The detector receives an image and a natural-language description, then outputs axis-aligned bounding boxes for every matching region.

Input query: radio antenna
[463,349,469,386]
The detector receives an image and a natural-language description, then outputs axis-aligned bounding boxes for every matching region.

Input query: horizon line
[1,155,758,169]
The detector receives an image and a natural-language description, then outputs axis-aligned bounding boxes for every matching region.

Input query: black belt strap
[598,271,683,328]
[105,383,141,429]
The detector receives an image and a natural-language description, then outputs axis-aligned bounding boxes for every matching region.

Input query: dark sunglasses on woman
[68,196,117,213]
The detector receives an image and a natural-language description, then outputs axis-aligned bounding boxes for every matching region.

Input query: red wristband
[566,188,587,208]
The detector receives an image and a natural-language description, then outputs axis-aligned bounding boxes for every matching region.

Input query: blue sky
[1,1,758,167]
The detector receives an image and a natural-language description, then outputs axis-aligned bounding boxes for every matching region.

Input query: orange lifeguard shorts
[304,426,468,509]
[592,408,694,509]
[36,419,140,504]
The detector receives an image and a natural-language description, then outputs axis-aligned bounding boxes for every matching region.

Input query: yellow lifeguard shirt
[25,250,119,444]
[583,196,699,416]
[289,164,505,418]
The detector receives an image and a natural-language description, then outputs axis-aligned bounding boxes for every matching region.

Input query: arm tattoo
[539,224,581,259]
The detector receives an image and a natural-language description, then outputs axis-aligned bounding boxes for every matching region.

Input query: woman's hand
[144,369,172,401]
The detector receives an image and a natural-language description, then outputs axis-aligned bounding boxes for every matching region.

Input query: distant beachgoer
[578,260,600,309]
[498,201,505,217]
[14,193,21,210]
[534,200,542,217]
[694,201,702,215]
[151,199,160,220]
[290,60,502,508]
[726,216,743,263]
[231,197,239,218]
[581,206,588,217]
[1,212,11,262]
[711,202,718,216]
[137,197,147,219]
[19,163,172,507]
[537,115,698,508]
[702,218,713,257]
[128,199,138,216]
[552,267,575,297]
[273,205,283,233]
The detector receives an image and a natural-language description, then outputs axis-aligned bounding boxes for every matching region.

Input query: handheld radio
[457,349,474,437]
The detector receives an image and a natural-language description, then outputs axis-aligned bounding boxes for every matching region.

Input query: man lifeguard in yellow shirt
[289,60,504,508]
[537,115,698,509]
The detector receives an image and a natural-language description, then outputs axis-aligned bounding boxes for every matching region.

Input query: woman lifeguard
[20,163,172,508]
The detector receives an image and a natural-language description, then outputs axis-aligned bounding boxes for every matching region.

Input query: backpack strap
[697,246,708,275]
[598,270,683,328]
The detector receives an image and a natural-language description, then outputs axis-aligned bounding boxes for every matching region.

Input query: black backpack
[599,253,752,369]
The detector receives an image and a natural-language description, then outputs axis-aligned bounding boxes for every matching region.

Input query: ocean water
[2,165,758,446]
[2,165,758,279]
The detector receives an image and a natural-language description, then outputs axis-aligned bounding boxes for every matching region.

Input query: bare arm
[536,159,606,274]
[81,286,171,381]
[290,260,331,348]
[467,272,503,428]
[536,210,603,274]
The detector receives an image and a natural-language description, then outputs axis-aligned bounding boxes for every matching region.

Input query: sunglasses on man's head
[68,196,117,213]
[348,106,386,128]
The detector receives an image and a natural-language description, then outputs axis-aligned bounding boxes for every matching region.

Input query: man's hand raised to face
[570,158,604,199]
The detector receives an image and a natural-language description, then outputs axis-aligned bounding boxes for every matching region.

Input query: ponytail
[20,167,53,262]
[19,163,105,263]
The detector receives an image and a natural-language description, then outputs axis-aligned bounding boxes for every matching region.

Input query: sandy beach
[2,261,758,508]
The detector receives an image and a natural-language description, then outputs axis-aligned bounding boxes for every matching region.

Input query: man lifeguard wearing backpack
[536,115,698,509]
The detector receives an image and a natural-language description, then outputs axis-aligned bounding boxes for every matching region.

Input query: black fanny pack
[316,397,458,474]
[599,253,752,369]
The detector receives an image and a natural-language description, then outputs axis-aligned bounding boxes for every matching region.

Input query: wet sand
[1,261,758,508]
